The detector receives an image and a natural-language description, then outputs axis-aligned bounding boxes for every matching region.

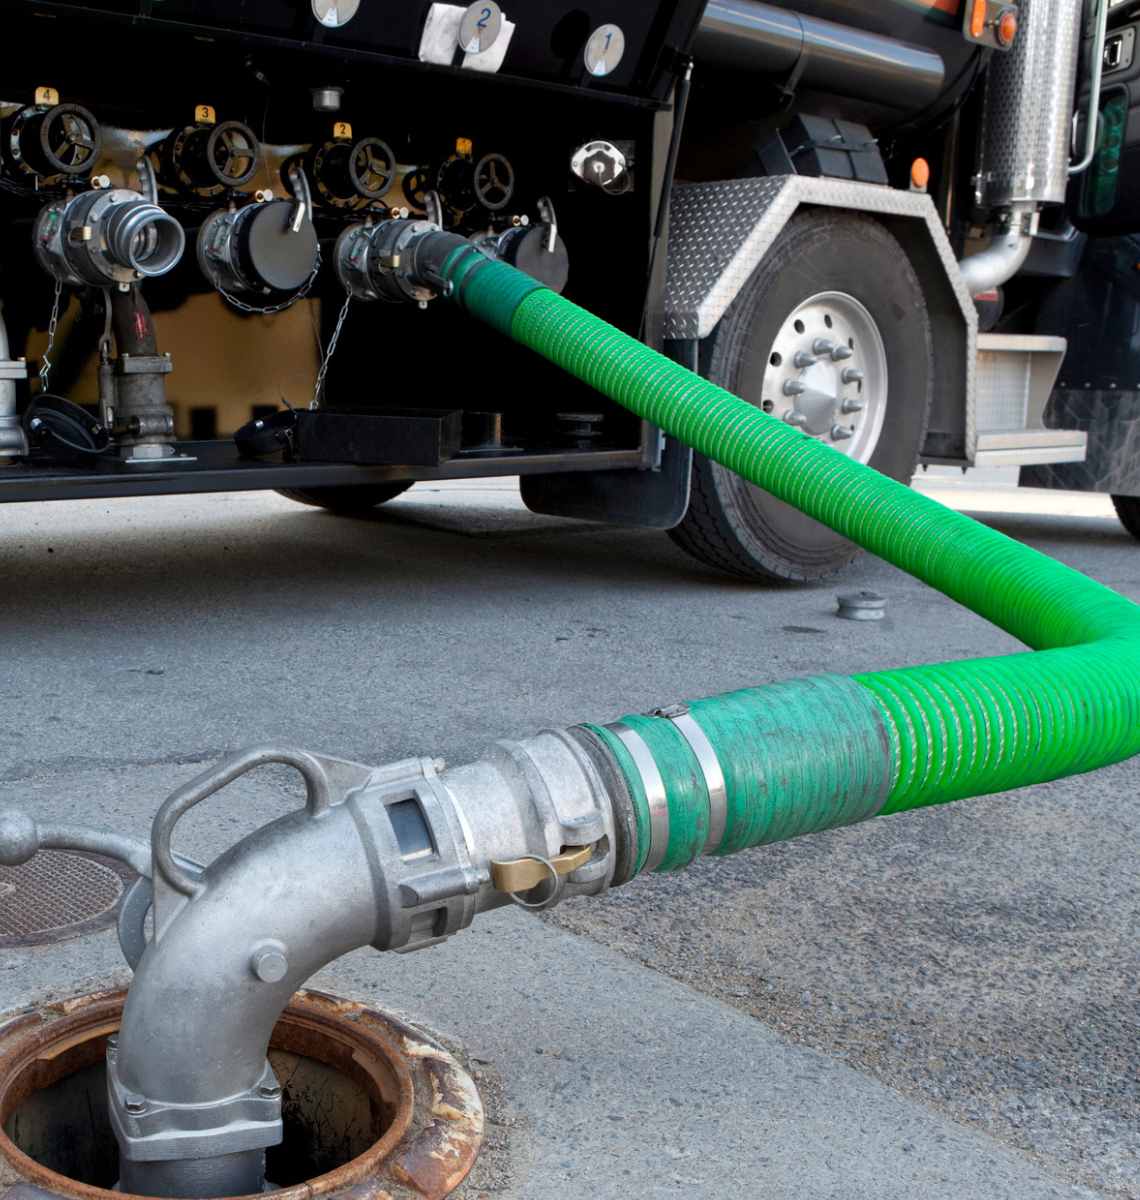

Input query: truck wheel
[669,211,933,583]
[275,482,413,513]
[1112,495,1140,540]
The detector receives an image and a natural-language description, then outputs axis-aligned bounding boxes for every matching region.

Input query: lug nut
[830,424,854,440]
[782,410,807,426]
[841,367,864,385]
[793,350,815,368]
[841,398,865,414]
[831,345,853,362]
[258,1082,282,1099]
[124,1095,147,1115]
[783,379,806,396]
[811,337,835,356]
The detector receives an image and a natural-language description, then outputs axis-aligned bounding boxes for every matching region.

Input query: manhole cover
[0,851,133,948]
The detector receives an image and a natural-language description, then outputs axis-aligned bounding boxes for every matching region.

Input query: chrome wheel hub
[762,291,888,463]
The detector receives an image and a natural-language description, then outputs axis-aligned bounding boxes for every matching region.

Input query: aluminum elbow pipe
[97,736,614,1197]
[957,208,1035,297]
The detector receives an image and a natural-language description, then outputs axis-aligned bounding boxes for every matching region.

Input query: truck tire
[275,482,413,513]
[1112,495,1140,540]
[669,211,933,583]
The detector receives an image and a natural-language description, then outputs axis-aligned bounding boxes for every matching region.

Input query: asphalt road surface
[0,475,1135,1198]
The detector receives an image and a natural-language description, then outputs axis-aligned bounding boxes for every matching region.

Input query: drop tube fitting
[58,732,615,1197]
[34,188,185,288]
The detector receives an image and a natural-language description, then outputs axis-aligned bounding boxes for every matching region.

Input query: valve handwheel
[350,137,396,200]
[207,121,259,189]
[6,102,102,179]
[41,104,100,175]
[402,167,431,211]
[473,151,515,212]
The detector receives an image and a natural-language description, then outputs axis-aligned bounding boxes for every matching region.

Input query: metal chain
[311,290,353,410]
[98,289,114,363]
[38,277,64,392]
[218,244,323,318]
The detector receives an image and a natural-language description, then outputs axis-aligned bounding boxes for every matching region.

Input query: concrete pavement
[0,476,1134,1197]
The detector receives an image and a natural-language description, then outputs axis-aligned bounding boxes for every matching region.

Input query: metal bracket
[107,1051,282,1163]
[115,354,173,376]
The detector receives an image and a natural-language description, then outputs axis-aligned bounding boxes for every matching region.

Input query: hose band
[606,722,670,873]
[656,707,727,855]
[440,249,544,338]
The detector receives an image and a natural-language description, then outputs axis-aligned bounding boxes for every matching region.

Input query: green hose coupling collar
[583,675,894,876]
[438,243,543,338]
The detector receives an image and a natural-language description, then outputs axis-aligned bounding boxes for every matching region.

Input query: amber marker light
[996,7,1019,47]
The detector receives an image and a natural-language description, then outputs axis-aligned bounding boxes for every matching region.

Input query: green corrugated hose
[440,247,1140,878]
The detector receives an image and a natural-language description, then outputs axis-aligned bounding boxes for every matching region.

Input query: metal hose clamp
[652,704,727,855]
[606,722,670,872]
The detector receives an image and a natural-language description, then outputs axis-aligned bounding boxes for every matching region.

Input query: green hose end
[597,677,893,877]
[440,250,544,339]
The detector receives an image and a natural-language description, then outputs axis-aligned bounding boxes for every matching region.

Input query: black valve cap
[238,200,319,295]
[234,409,298,459]
[499,225,569,294]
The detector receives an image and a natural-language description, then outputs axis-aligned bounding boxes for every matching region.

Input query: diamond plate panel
[664,176,974,339]
[664,176,791,340]
[976,347,1031,430]
[977,0,1083,207]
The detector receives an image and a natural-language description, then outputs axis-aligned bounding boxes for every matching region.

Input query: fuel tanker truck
[3,2,1140,1198]
[0,0,1137,580]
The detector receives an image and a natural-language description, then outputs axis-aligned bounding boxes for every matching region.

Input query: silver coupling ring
[607,722,670,872]
[652,705,728,855]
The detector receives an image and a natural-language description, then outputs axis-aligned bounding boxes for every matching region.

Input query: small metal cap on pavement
[836,590,887,621]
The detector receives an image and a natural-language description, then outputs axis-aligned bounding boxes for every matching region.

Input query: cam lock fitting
[98,729,618,1194]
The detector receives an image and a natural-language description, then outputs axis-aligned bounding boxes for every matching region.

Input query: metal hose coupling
[334,219,547,311]
[34,187,186,287]
[0,732,619,1197]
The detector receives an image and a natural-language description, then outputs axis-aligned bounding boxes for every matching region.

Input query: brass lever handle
[490,845,593,894]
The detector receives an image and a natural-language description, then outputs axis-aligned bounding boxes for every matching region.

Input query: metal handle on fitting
[152,746,332,897]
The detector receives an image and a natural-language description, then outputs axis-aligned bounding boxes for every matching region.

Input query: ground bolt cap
[250,945,289,983]
[836,590,887,621]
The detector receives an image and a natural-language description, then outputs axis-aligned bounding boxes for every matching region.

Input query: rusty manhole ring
[0,988,483,1200]
[0,852,135,949]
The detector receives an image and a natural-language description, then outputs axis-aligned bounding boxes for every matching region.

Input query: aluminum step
[971,334,1085,467]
